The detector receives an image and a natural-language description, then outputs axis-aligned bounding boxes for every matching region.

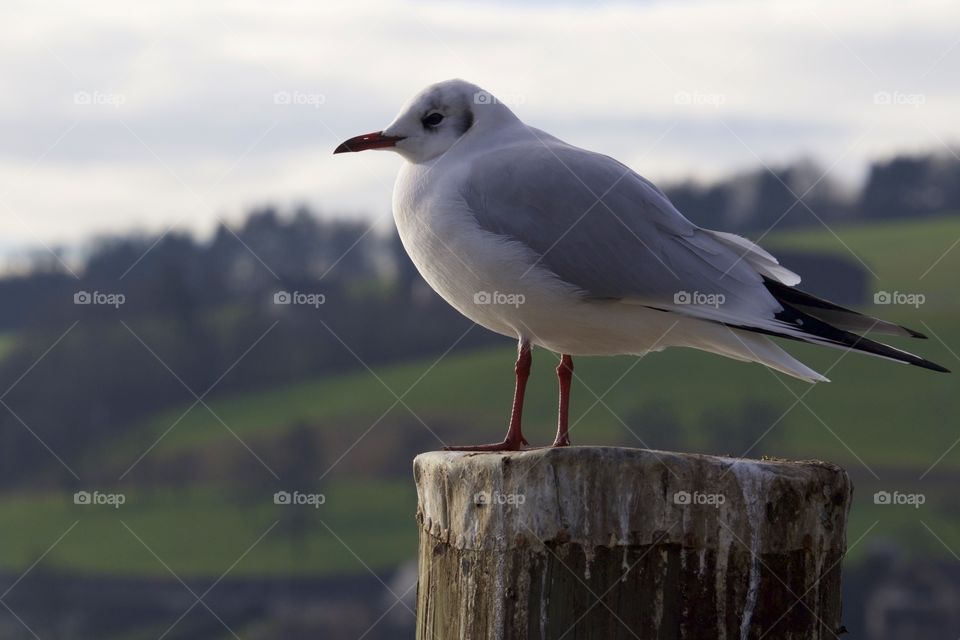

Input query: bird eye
[422,112,444,127]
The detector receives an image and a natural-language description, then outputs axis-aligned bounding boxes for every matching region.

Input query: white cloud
[0,0,958,249]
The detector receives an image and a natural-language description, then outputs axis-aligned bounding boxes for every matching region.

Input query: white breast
[390,161,695,357]
[392,161,584,343]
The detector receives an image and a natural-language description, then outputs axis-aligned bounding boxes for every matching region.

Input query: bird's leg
[444,341,531,452]
[552,354,573,447]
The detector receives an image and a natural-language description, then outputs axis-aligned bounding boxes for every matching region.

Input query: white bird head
[334,79,518,163]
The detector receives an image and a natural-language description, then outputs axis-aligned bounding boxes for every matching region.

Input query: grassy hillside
[102,333,957,470]
[100,218,960,470]
[765,216,960,312]
[5,216,960,576]
[0,481,415,576]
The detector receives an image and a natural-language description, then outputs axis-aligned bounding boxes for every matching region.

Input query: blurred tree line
[665,150,960,231]
[1,147,958,488]
[0,206,494,488]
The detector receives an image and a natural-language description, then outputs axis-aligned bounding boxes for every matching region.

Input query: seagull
[334,79,948,451]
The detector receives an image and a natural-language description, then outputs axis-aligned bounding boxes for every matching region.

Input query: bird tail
[730,280,950,374]
[716,329,831,383]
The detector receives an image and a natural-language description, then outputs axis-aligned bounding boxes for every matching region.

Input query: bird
[334,79,948,451]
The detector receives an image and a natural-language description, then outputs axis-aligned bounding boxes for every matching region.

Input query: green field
[101,217,960,469]
[5,216,960,575]
[0,481,416,576]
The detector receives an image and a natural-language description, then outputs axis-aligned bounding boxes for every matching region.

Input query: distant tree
[861,153,960,219]
[665,159,849,233]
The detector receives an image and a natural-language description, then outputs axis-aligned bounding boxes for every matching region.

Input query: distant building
[773,250,870,307]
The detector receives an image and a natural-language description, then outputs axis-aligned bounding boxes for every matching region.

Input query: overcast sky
[2,0,958,257]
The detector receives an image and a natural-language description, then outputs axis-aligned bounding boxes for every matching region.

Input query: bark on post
[413,447,851,639]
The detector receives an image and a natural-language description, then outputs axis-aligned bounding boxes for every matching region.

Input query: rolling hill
[4,215,960,577]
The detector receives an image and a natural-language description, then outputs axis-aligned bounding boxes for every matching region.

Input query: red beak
[333,131,405,154]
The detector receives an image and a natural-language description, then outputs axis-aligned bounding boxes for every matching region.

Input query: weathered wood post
[414,447,851,639]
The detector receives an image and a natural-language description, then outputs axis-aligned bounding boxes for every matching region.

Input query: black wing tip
[762,277,930,340]
[757,302,951,374]
[842,331,949,373]
[913,359,951,373]
[904,326,929,339]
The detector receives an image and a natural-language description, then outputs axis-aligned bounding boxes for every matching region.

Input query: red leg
[552,354,573,447]
[444,341,531,452]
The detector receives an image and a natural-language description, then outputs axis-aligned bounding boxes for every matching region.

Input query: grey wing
[460,140,798,325]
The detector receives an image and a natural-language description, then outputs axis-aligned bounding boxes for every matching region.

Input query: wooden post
[413,447,851,639]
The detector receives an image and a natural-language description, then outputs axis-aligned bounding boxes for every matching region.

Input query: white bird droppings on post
[730,459,770,640]
[413,447,851,639]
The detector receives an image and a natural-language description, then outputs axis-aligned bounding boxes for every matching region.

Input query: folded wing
[460,132,947,373]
